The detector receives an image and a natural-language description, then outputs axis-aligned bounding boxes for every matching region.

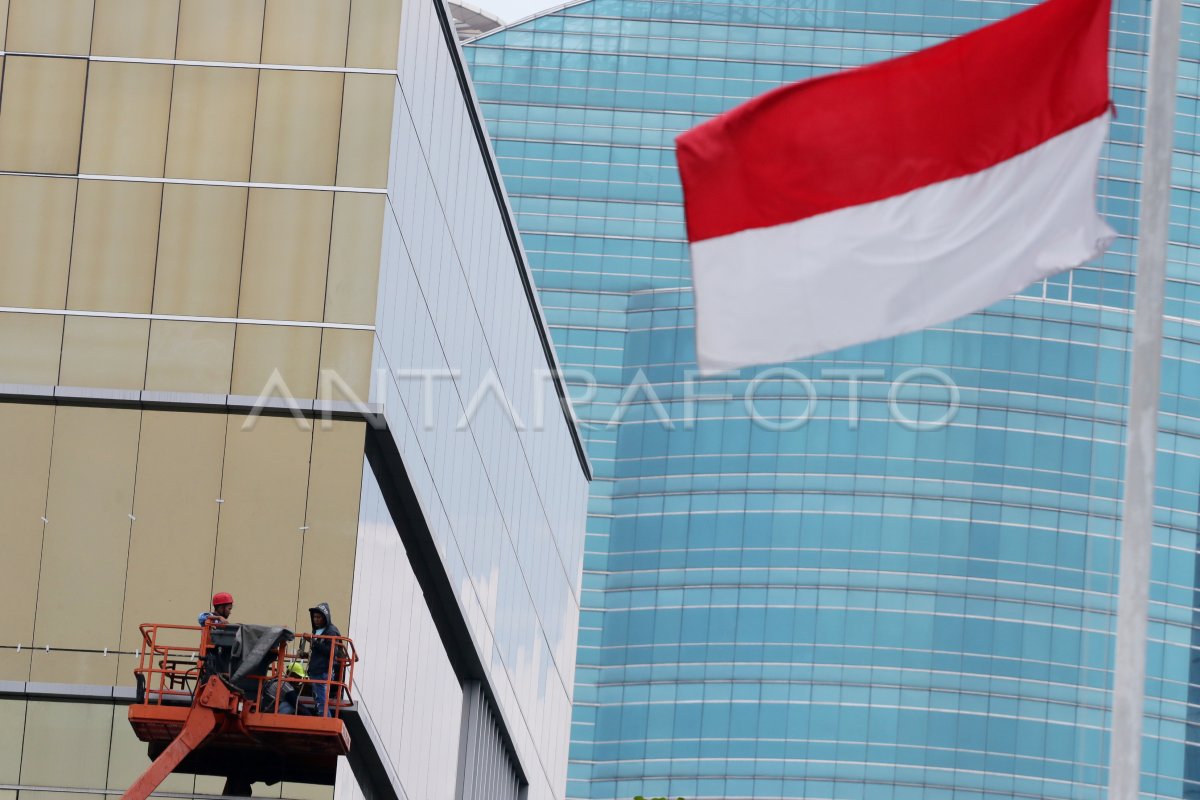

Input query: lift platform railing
[133,622,358,717]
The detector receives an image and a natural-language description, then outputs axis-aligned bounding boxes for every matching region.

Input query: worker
[306,603,342,717]
[198,592,234,626]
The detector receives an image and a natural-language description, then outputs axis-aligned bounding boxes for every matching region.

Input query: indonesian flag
[677,0,1115,374]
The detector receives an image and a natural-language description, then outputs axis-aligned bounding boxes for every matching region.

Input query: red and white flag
[677,0,1115,374]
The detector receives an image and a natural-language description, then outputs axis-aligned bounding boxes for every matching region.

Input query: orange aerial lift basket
[124,622,358,800]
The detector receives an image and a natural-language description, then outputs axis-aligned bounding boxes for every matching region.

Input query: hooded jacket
[307,602,342,677]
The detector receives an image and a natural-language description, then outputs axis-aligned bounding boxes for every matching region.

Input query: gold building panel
[0,56,88,174]
[122,412,227,653]
[318,328,374,403]
[176,0,266,64]
[337,74,396,189]
[0,699,25,783]
[262,0,351,68]
[0,175,77,309]
[6,0,94,55]
[240,189,334,322]
[33,407,140,652]
[212,415,313,627]
[347,0,404,70]
[106,705,195,793]
[58,316,149,390]
[0,312,63,385]
[19,701,114,789]
[296,420,366,629]
[166,66,259,182]
[154,183,248,318]
[91,0,180,60]
[80,61,173,177]
[67,181,163,314]
[231,324,322,400]
[0,404,54,667]
[326,192,385,325]
[251,70,344,186]
[145,320,236,394]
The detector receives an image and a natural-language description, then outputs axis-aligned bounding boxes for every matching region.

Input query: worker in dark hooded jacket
[306,603,342,717]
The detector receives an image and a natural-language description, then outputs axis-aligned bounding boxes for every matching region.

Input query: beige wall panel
[177,0,265,63]
[336,74,395,189]
[0,699,24,783]
[262,0,350,68]
[326,193,383,325]
[58,316,150,390]
[250,71,344,186]
[0,404,54,655]
[0,649,31,681]
[34,407,140,651]
[166,66,258,182]
[19,794,104,800]
[347,0,403,70]
[295,422,363,629]
[0,57,88,174]
[6,0,93,55]
[122,411,226,655]
[0,313,63,385]
[0,1,9,50]
[317,329,373,404]
[79,61,173,177]
[281,783,334,800]
[145,320,236,394]
[154,184,247,317]
[230,325,321,400]
[92,0,180,59]
[239,189,333,322]
[28,651,118,685]
[107,704,195,793]
[0,176,76,309]
[212,415,312,627]
[20,700,113,788]
[67,181,162,314]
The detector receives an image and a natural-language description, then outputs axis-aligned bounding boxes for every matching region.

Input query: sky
[472,0,560,24]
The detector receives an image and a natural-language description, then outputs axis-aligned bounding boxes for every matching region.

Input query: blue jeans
[311,670,328,716]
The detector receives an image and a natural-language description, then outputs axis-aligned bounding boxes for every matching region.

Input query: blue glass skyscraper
[464,2,1200,798]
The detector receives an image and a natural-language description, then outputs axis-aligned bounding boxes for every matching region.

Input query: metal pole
[1107,0,1181,791]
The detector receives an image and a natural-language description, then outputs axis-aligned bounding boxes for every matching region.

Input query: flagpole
[1107,0,1181,792]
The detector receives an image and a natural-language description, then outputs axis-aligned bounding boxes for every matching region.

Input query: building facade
[464,2,1200,798]
[0,2,588,800]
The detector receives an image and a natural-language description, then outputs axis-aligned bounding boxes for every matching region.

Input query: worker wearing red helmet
[198,592,234,626]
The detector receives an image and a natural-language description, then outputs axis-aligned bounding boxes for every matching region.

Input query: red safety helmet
[212,592,234,606]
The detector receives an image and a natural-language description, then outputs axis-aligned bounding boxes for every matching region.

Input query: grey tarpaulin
[230,624,294,684]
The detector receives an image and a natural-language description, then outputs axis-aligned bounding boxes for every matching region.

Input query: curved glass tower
[464,2,1200,798]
